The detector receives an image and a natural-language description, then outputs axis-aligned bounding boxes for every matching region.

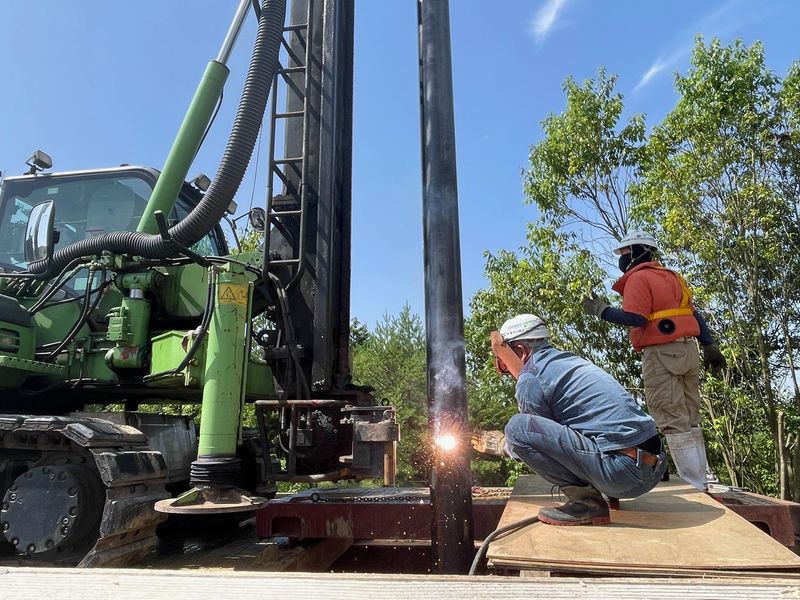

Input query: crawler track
[0,415,169,566]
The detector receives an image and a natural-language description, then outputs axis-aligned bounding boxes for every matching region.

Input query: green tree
[525,68,646,245]
[635,38,800,497]
[517,68,651,396]
[351,306,430,485]
[350,318,370,348]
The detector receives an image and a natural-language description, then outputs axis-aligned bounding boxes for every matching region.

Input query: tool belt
[617,446,660,467]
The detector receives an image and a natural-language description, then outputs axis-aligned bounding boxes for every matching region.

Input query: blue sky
[1,1,797,328]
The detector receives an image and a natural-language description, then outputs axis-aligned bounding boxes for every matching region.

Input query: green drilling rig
[0,0,397,566]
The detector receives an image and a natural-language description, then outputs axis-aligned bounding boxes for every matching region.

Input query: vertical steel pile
[417,0,475,574]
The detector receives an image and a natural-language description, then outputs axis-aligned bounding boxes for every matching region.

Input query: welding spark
[435,434,458,452]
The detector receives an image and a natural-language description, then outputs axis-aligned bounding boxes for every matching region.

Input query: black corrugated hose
[27,0,286,277]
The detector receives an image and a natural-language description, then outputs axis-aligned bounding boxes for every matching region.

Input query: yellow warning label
[218,284,248,306]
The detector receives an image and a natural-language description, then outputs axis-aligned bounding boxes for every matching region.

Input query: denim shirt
[516,345,657,452]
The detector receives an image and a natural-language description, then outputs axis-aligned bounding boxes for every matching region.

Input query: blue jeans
[504,413,666,498]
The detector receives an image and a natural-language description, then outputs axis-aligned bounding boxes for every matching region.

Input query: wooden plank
[138,519,351,572]
[1,568,800,600]
[259,537,353,572]
[487,475,800,573]
[139,519,283,571]
[493,560,800,579]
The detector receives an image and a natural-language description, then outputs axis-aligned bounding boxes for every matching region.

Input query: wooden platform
[487,475,800,576]
[1,567,799,600]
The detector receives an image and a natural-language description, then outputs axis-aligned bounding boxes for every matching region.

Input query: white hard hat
[500,314,550,342]
[614,230,659,255]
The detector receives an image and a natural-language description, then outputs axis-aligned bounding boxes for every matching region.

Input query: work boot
[666,431,707,491]
[606,496,620,510]
[691,426,715,486]
[538,485,611,526]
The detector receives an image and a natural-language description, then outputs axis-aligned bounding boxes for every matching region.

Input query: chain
[306,487,512,503]
[309,492,426,504]
[471,486,512,499]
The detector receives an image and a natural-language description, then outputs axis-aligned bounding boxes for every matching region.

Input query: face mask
[618,253,633,273]
[619,246,653,273]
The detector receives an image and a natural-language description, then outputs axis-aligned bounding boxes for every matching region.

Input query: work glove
[582,292,609,318]
[702,343,727,375]
[471,430,507,457]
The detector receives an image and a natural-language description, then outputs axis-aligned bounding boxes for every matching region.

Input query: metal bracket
[153,210,210,267]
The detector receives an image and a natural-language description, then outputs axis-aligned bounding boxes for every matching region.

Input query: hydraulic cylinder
[191,264,252,486]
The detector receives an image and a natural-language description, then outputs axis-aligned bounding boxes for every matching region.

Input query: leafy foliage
[635,38,800,497]
[525,69,646,245]
[351,306,431,485]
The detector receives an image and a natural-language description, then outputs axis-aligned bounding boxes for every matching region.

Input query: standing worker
[473,314,666,526]
[582,231,726,491]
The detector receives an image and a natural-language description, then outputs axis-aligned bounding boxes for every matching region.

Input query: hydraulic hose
[27,0,286,277]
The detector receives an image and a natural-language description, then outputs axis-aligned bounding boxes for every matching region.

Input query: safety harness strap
[646,266,693,321]
[648,307,694,320]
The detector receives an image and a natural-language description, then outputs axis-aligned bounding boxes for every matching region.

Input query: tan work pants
[641,339,702,434]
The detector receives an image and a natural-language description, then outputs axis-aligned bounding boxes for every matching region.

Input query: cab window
[0,171,224,271]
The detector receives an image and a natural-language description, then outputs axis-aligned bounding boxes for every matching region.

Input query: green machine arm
[136,61,229,234]
[136,0,254,233]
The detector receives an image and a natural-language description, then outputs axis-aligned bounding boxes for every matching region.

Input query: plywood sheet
[487,475,800,572]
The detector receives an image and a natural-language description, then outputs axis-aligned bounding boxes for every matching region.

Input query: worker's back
[516,345,656,452]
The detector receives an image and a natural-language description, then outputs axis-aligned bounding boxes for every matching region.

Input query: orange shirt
[611,261,700,351]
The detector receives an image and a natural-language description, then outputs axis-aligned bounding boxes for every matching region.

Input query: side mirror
[248,207,266,231]
[24,200,56,264]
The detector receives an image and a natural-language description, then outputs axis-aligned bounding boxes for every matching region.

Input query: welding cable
[468,515,540,576]
[143,270,216,382]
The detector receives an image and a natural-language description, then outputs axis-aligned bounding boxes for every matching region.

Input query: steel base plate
[155,486,268,514]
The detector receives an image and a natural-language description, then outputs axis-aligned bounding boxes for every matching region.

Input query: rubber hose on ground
[27,0,286,276]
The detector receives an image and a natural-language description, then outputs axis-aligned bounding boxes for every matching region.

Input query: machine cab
[0,166,228,272]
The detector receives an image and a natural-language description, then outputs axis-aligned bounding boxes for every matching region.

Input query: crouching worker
[474,314,666,526]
